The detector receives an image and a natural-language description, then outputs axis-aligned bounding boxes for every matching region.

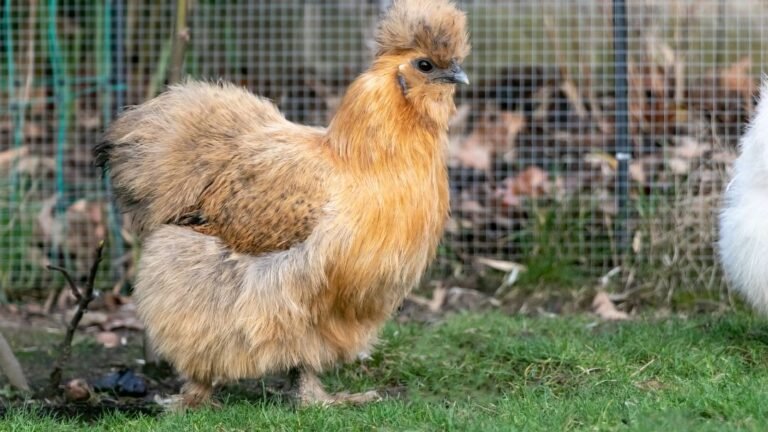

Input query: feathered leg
[291,367,381,406]
[181,380,215,408]
[155,378,218,411]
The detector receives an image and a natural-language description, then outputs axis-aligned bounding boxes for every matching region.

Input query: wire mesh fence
[0,0,761,300]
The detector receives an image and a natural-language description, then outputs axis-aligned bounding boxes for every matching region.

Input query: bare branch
[86,243,105,293]
[47,241,106,395]
[46,264,82,302]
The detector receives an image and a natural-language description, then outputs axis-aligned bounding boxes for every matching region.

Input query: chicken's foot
[181,380,216,407]
[154,379,220,412]
[291,368,381,406]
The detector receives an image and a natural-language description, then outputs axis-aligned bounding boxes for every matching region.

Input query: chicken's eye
[417,60,434,73]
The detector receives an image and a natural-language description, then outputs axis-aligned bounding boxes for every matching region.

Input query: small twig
[85,242,104,293]
[47,241,105,396]
[46,265,82,302]
[44,245,67,313]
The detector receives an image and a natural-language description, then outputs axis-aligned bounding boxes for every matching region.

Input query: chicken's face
[400,56,469,89]
[371,0,471,128]
[394,52,469,127]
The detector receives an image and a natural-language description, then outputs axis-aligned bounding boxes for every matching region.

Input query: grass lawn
[3,311,768,431]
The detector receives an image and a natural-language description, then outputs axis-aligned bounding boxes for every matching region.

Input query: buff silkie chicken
[94,0,470,408]
[720,82,768,312]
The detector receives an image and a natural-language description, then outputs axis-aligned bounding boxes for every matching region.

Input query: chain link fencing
[0,0,761,301]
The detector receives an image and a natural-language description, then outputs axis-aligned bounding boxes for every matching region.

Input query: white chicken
[719,82,768,311]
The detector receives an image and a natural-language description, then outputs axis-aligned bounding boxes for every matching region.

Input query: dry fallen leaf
[23,122,44,139]
[475,257,526,273]
[720,56,755,102]
[629,160,646,185]
[64,378,93,402]
[104,317,144,332]
[495,111,525,151]
[476,257,527,296]
[15,156,55,177]
[667,158,690,175]
[459,199,487,214]
[453,106,525,171]
[66,310,109,328]
[76,108,102,130]
[445,217,460,234]
[405,286,499,315]
[598,267,622,289]
[584,152,618,177]
[95,331,121,349]
[711,150,737,165]
[560,81,588,118]
[673,137,707,160]
[513,166,550,196]
[497,166,551,207]
[99,292,125,312]
[443,287,500,312]
[592,291,630,321]
[428,287,448,313]
[455,137,492,171]
[0,146,29,171]
[632,231,643,254]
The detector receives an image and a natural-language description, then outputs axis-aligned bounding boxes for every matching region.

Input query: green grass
[4,311,768,431]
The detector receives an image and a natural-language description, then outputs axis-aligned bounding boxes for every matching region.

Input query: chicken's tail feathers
[93,138,113,170]
[94,80,294,238]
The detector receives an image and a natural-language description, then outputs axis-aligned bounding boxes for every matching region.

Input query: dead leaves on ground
[64,378,93,402]
[496,167,553,208]
[2,295,142,350]
[401,285,502,323]
[452,105,526,171]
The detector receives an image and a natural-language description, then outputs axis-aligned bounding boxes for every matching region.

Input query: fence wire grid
[0,0,761,300]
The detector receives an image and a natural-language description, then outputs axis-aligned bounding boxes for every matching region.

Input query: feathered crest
[375,0,471,66]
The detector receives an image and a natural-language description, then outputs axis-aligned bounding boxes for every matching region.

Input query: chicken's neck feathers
[325,66,450,172]
[317,62,453,319]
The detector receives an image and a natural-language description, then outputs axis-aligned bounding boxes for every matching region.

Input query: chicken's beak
[434,64,470,86]
[449,65,470,86]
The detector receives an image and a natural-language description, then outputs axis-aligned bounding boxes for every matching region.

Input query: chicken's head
[374,0,472,126]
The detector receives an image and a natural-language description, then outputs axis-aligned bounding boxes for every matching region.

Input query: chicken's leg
[180,379,215,408]
[292,368,381,406]
[155,378,218,411]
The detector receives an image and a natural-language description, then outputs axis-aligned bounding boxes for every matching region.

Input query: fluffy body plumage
[96,0,470,406]
[719,82,768,312]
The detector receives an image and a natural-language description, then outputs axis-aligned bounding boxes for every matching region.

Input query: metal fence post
[612,0,631,261]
